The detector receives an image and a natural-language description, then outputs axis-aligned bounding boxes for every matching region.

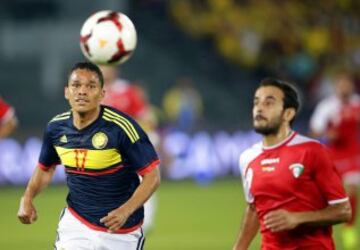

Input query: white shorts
[54,208,145,250]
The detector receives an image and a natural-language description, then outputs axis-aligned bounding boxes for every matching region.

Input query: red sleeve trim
[137,159,160,176]
[38,162,58,171]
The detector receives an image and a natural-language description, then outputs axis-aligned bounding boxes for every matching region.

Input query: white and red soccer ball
[80,10,137,65]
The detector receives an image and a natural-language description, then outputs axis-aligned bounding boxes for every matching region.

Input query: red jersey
[240,132,347,250]
[0,97,14,123]
[310,95,360,159]
[102,79,148,119]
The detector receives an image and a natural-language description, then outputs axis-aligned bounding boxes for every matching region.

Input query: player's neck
[262,125,293,148]
[72,107,101,130]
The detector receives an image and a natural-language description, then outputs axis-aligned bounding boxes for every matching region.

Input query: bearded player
[233,78,351,250]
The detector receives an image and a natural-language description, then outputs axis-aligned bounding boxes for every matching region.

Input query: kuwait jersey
[310,95,360,159]
[38,105,159,233]
[102,79,148,119]
[0,97,14,123]
[240,132,347,250]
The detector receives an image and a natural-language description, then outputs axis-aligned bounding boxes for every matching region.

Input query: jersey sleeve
[120,122,159,176]
[38,124,61,171]
[310,99,332,135]
[128,86,147,118]
[312,144,348,205]
[239,152,255,204]
[0,97,14,123]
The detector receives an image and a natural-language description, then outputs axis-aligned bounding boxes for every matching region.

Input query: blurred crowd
[170,0,360,92]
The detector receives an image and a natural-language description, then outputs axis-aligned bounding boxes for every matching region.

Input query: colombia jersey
[38,105,160,233]
[240,132,347,249]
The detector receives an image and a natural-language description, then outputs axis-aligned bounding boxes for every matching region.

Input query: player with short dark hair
[17,62,160,249]
[233,78,351,250]
[69,61,105,87]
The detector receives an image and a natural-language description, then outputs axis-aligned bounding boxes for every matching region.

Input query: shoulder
[239,142,262,172]
[102,105,138,125]
[315,96,340,112]
[101,106,141,143]
[0,97,10,108]
[287,133,325,152]
[43,111,71,138]
[0,97,14,119]
[48,111,71,128]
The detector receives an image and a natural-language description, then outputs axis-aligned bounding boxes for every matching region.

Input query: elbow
[343,207,352,223]
[151,167,161,190]
[154,172,161,190]
[339,202,352,223]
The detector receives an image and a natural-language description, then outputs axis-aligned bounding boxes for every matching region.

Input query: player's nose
[78,85,89,95]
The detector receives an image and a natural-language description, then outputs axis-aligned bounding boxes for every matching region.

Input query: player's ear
[100,89,105,100]
[64,85,69,100]
[284,108,296,123]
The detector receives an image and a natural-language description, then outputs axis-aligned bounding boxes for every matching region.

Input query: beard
[253,115,282,136]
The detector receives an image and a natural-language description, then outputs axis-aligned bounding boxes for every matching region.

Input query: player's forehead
[254,86,284,101]
[69,69,101,85]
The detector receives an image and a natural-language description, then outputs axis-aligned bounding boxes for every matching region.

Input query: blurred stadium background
[1,0,360,249]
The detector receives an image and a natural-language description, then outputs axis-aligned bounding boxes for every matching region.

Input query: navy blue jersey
[38,105,159,233]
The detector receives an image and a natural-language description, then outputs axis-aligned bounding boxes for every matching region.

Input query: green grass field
[0,179,357,249]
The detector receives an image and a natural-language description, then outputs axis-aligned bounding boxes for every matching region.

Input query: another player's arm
[0,115,17,138]
[264,201,351,232]
[100,167,161,232]
[233,203,259,250]
[17,166,56,224]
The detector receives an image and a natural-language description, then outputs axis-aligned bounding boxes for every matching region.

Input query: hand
[17,197,38,224]
[264,209,299,232]
[100,207,131,233]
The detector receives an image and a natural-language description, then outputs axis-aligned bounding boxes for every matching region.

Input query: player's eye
[264,100,275,106]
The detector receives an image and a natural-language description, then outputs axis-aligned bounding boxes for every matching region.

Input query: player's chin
[253,121,267,129]
[72,105,92,113]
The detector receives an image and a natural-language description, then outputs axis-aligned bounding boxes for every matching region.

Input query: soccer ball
[80,10,137,65]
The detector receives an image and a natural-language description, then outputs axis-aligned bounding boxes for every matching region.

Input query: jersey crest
[92,132,108,149]
[289,163,304,178]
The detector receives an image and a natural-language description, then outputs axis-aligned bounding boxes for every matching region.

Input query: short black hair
[257,77,301,122]
[68,62,104,87]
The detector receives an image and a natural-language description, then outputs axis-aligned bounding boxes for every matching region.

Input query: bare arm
[233,204,259,250]
[0,116,17,138]
[17,166,56,224]
[264,201,351,232]
[100,167,161,232]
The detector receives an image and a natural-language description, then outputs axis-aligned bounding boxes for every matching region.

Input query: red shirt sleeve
[0,98,12,122]
[312,144,348,205]
[127,86,147,118]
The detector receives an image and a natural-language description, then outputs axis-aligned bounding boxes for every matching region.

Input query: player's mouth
[75,98,89,104]
[254,115,267,121]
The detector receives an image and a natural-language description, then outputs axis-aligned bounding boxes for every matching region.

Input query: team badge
[92,132,108,149]
[289,163,304,178]
[60,135,67,143]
